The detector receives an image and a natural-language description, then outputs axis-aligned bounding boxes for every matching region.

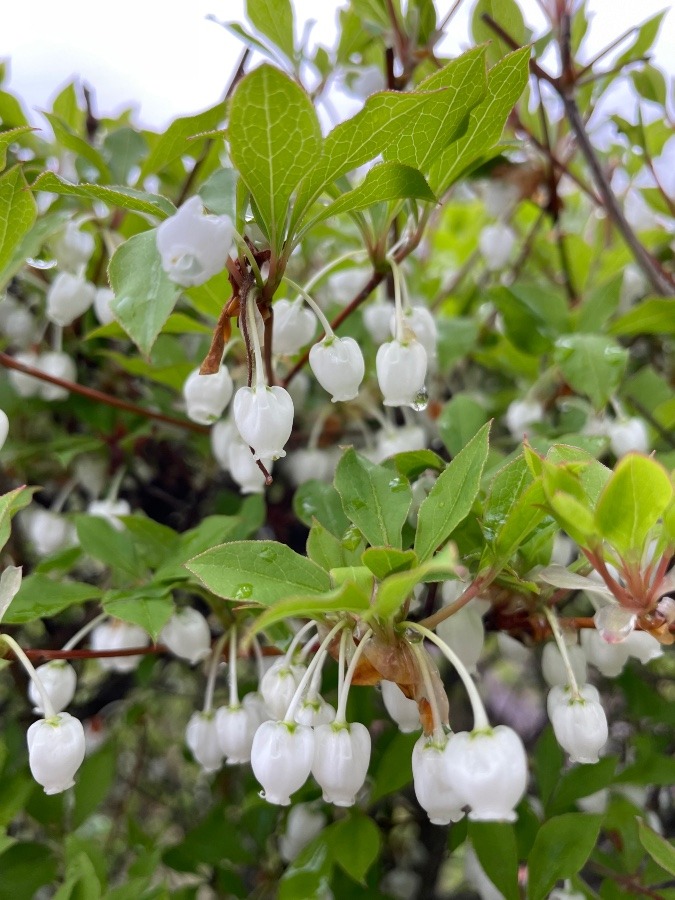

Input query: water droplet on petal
[26,257,57,270]
[410,387,428,412]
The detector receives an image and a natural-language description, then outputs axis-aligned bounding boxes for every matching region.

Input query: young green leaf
[186,540,331,604]
[246,0,295,64]
[228,65,321,250]
[103,586,174,641]
[0,485,38,554]
[75,515,145,580]
[414,423,490,561]
[334,448,412,549]
[307,519,363,570]
[108,230,181,357]
[43,112,112,181]
[293,481,350,537]
[137,101,227,182]
[2,574,101,624]
[554,334,628,410]
[469,822,520,900]
[526,813,602,900]
[0,125,34,171]
[610,298,675,337]
[32,172,175,219]
[329,813,381,884]
[637,817,675,877]
[361,547,418,580]
[0,165,36,273]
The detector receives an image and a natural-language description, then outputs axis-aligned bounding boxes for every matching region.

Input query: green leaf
[370,731,418,802]
[186,540,331,604]
[245,579,371,638]
[472,0,527,63]
[138,101,227,181]
[527,813,602,900]
[43,112,112,180]
[108,230,181,356]
[0,125,34,171]
[438,394,490,457]
[469,822,519,900]
[0,485,37,553]
[103,585,173,640]
[415,423,490,562]
[0,208,70,290]
[493,480,548,563]
[610,298,675,336]
[554,334,628,410]
[246,0,295,63]
[309,161,435,228]
[72,745,117,828]
[428,48,530,195]
[637,818,675,877]
[228,65,321,249]
[595,454,673,556]
[492,283,569,354]
[369,545,457,620]
[329,813,381,884]
[53,852,102,900]
[0,165,36,273]
[198,167,238,219]
[306,519,363,570]
[3,574,101,624]
[293,480,350,537]
[118,515,179,569]
[362,547,418,580]
[104,126,148,184]
[334,448,412,549]
[383,449,446,480]
[615,11,666,68]
[0,843,58,900]
[32,172,175,219]
[74,515,144,578]
[548,491,598,547]
[547,757,618,816]
[384,46,488,171]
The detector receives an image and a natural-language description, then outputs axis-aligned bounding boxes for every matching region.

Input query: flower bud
[376,339,427,408]
[541,641,587,688]
[27,712,86,794]
[279,803,326,862]
[37,351,77,401]
[444,726,527,821]
[8,351,41,397]
[160,608,211,664]
[381,680,420,733]
[294,694,336,727]
[0,408,8,452]
[215,704,259,764]
[28,661,77,714]
[52,222,95,271]
[312,721,371,806]
[90,619,149,673]
[233,385,294,461]
[608,417,649,456]
[27,509,77,557]
[183,367,233,425]
[478,223,515,270]
[185,711,224,773]
[272,299,316,355]
[412,736,465,825]
[260,659,305,719]
[93,287,116,325]
[309,336,364,402]
[549,684,608,764]
[156,196,234,287]
[251,720,315,805]
[87,498,131,531]
[46,272,96,326]
[228,438,273,494]
[389,306,437,360]
[363,299,394,344]
[505,399,543,439]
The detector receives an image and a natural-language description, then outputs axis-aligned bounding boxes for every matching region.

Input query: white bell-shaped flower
[87,498,131,531]
[412,735,465,825]
[27,509,76,557]
[285,369,310,409]
[347,65,386,99]
[390,306,437,360]
[46,272,96,326]
[364,299,394,344]
[279,803,326,862]
[160,608,211,664]
[505,398,543,439]
[272,299,316,355]
[479,223,515,270]
[90,619,149,673]
[183,366,233,425]
[251,720,315,805]
[215,704,259,764]
[437,606,485,675]
[374,424,426,462]
[623,630,663,664]
[8,351,41,397]
[185,710,224,773]
[228,438,273,494]
[547,682,599,721]
[549,684,608,764]
[309,336,364,402]
[27,712,86,794]
[37,351,77,401]
[156,196,234,288]
[28,661,77,715]
[210,419,235,471]
[580,628,631,677]
[294,694,336,727]
[444,726,527,821]
[381,681,420,733]
[2,304,36,347]
[93,287,116,325]
[312,721,371,806]
[376,339,427,408]
[541,641,587,688]
[285,448,337,487]
[243,690,270,729]
[233,384,294,461]
[608,417,649,457]
[52,221,95,272]
[326,268,368,306]
[0,408,7,452]
[260,658,305,720]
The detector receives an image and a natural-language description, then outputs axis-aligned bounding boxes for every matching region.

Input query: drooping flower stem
[1,633,56,720]
[543,607,582,701]
[283,620,349,724]
[283,277,334,340]
[62,612,108,652]
[335,629,374,725]
[404,622,490,731]
[203,633,228,714]
[386,256,405,342]
[410,641,445,744]
[246,291,266,390]
[228,625,239,708]
[284,621,317,666]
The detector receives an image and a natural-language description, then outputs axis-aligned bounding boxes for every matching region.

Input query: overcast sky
[1,1,672,129]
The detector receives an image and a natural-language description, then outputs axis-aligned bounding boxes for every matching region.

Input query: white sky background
[0,1,672,131]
